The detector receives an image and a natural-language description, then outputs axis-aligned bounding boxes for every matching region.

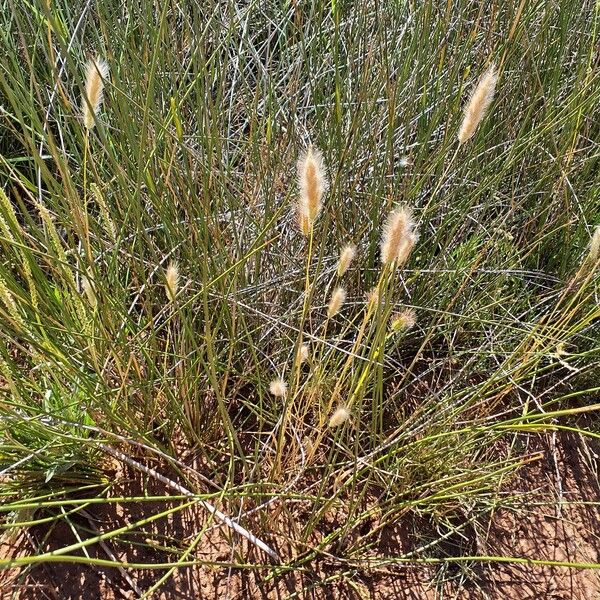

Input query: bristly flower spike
[588,226,600,264]
[327,286,346,318]
[458,63,497,144]
[165,261,179,303]
[296,146,328,235]
[337,244,356,277]
[380,206,418,268]
[82,57,109,130]
[390,308,416,332]
[297,344,309,365]
[269,378,287,398]
[329,407,350,428]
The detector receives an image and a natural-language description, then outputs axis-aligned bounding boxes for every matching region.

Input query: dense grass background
[0,0,599,595]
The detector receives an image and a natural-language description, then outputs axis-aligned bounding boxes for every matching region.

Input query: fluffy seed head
[390,308,416,332]
[327,286,346,318]
[366,287,380,311]
[328,406,350,428]
[589,226,600,263]
[396,232,419,267]
[380,206,417,267]
[269,378,287,398]
[297,343,309,364]
[297,146,327,234]
[337,244,356,277]
[82,57,109,129]
[81,274,97,309]
[458,63,497,144]
[297,210,310,236]
[165,261,179,302]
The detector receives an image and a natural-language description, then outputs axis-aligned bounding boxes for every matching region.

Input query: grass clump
[0,0,599,597]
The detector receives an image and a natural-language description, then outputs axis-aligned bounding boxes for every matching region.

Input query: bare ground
[2,431,599,599]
